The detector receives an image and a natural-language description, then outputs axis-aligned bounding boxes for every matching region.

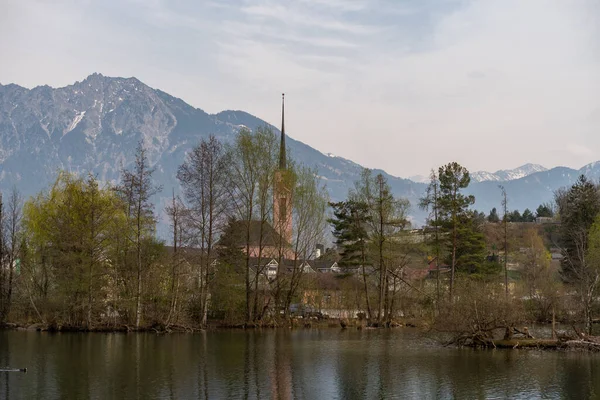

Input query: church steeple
[279,93,286,170]
[273,93,293,247]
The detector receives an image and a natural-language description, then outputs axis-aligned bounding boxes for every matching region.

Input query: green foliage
[556,175,600,281]
[348,168,411,322]
[22,172,127,326]
[522,208,535,222]
[487,207,500,223]
[469,260,502,280]
[586,214,600,278]
[437,162,474,224]
[328,200,371,269]
[508,210,522,222]
[536,203,554,218]
[452,215,486,274]
[206,263,246,324]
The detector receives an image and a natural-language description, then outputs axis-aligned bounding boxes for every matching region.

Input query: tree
[438,162,474,300]
[22,172,126,327]
[164,191,185,328]
[419,169,443,306]
[227,127,280,324]
[0,192,4,322]
[279,165,328,319]
[522,208,535,223]
[454,212,486,276]
[329,200,372,320]
[499,185,509,296]
[583,215,600,333]
[351,169,410,324]
[508,210,522,222]
[536,203,554,218]
[487,208,500,223]
[556,175,600,334]
[519,228,551,298]
[0,189,19,322]
[117,142,162,328]
[177,135,231,327]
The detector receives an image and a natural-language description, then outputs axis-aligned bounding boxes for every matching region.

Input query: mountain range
[0,73,598,235]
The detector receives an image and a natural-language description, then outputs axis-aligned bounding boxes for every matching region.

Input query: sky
[1,0,599,178]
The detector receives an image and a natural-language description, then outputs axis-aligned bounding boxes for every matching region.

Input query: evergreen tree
[556,175,600,282]
[438,162,474,299]
[487,208,500,223]
[329,200,372,320]
[454,213,487,275]
[508,210,522,222]
[536,203,554,218]
[522,208,535,222]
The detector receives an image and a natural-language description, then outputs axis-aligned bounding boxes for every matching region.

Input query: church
[220,94,295,261]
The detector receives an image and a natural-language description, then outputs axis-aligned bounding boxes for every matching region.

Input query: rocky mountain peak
[471,163,548,182]
[1,74,600,236]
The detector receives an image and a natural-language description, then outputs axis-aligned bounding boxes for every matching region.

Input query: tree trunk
[361,261,372,322]
[135,240,142,329]
[552,305,556,339]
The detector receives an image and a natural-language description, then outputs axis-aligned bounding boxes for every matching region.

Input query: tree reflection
[2,330,600,399]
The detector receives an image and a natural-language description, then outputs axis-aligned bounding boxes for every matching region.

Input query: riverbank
[443,323,600,352]
[0,316,430,333]
[478,338,600,351]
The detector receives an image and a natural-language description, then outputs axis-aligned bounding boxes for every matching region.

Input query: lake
[1,328,600,399]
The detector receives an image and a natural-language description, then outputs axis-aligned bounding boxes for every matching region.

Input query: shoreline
[0,317,428,334]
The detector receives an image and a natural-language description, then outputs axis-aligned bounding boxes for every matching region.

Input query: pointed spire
[279,93,286,170]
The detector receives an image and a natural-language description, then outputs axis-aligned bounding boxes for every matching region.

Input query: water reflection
[2,329,600,399]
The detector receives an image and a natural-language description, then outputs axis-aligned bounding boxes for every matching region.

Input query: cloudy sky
[1,0,599,177]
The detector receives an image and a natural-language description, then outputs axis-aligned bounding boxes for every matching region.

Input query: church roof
[219,220,290,248]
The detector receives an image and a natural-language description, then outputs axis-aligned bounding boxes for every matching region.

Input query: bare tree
[499,185,508,296]
[165,190,185,328]
[118,141,162,328]
[352,169,409,324]
[227,127,279,324]
[177,135,231,327]
[279,166,328,319]
[419,169,442,307]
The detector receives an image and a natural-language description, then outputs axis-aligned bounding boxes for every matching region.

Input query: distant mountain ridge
[410,163,549,184]
[1,73,599,235]
[470,163,548,182]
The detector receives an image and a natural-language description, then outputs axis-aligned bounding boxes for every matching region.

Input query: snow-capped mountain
[0,74,421,234]
[471,164,548,182]
[1,73,599,233]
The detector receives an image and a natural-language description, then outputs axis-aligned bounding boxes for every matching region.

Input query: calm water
[1,328,600,399]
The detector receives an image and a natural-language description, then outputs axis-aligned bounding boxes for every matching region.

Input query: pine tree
[329,200,372,320]
[437,162,474,300]
[487,208,500,223]
[522,208,535,222]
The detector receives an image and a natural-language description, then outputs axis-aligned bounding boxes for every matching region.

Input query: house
[427,257,450,277]
[281,259,317,274]
[310,260,340,273]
